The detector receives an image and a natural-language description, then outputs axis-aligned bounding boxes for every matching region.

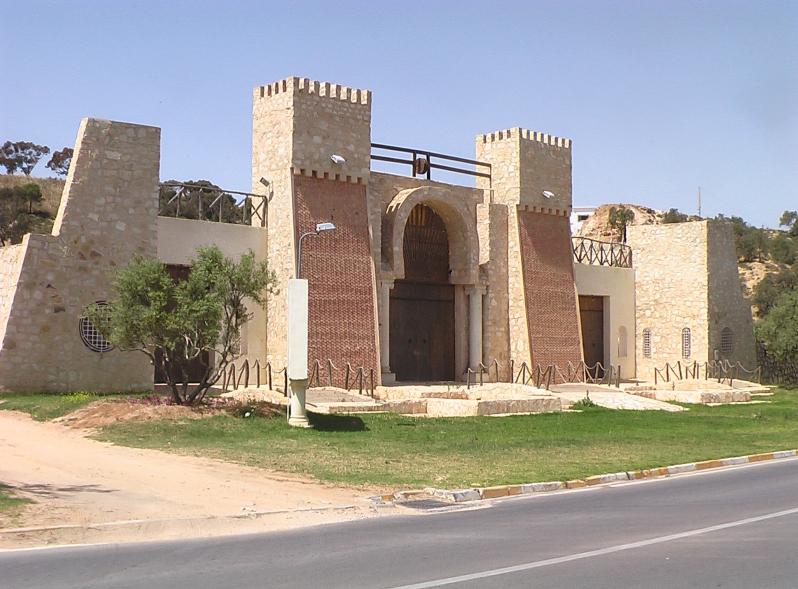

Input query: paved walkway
[550,384,685,411]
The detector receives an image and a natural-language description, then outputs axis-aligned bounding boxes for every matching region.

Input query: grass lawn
[0,485,31,515]
[0,391,137,421]
[87,388,798,489]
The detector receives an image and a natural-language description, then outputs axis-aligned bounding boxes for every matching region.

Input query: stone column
[379,279,395,383]
[467,286,486,370]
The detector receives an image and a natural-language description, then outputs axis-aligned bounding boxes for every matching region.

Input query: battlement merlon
[253,76,371,105]
[478,127,572,149]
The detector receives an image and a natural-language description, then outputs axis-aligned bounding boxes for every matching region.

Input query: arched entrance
[389,204,455,381]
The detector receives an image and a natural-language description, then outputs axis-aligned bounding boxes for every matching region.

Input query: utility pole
[698,186,702,217]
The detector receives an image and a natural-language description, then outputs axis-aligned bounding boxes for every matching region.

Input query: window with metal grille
[721,327,734,355]
[681,328,691,359]
[618,326,628,358]
[79,301,113,353]
[642,328,651,358]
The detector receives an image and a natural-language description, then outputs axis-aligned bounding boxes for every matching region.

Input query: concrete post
[467,286,485,370]
[378,280,395,383]
[287,279,311,428]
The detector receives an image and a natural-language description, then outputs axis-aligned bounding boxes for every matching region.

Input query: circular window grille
[79,301,113,353]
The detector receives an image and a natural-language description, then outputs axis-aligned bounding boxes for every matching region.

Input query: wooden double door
[389,281,455,382]
[579,295,605,375]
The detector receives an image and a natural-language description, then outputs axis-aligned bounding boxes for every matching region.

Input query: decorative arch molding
[382,186,480,285]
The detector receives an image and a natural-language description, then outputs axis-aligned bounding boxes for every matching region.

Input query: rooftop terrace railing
[371,143,491,186]
[572,236,632,268]
[158,182,266,226]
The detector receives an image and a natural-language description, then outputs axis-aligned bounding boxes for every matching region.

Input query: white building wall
[574,263,636,379]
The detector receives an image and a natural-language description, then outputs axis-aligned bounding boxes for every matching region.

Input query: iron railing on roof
[158,182,266,226]
[371,143,491,186]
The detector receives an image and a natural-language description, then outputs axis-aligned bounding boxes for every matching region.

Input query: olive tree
[90,246,277,405]
[756,286,798,365]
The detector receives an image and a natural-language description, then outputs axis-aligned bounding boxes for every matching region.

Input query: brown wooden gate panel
[579,295,605,371]
[390,282,454,382]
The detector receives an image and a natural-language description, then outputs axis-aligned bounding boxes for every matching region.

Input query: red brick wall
[293,175,378,384]
[518,211,583,367]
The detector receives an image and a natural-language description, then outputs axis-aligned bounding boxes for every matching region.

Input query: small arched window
[721,327,734,356]
[681,328,691,359]
[618,326,628,358]
[642,328,651,358]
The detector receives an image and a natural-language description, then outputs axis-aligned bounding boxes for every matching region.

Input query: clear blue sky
[1,0,796,227]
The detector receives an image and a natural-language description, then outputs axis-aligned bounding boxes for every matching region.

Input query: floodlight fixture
[542,190,555,199]
[330,154,346,165]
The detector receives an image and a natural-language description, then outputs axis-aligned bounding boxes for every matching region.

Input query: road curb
[387,449,798,504]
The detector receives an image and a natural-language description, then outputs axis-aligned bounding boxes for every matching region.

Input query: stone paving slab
[550,388,685,412]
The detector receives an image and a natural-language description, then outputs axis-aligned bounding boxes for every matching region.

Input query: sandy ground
[0,411,397,548]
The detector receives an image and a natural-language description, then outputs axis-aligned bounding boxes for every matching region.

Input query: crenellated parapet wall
[478,127,572,149]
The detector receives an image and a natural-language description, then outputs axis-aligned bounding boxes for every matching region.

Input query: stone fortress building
[0,76,756,393]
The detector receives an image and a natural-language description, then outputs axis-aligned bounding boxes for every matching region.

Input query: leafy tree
[780,210,798,237]
[45,147,73,177]
[717,214,769,262]
[0,184,54,245]
[0,141,50,176]
[159,180,244,224]
[770,233,797,266]
[608,206,635,243]
[18,183,42,213]
[753,266,798,317]
[89,247,277,405]
[756,286,798,364]
[660,208,689,224]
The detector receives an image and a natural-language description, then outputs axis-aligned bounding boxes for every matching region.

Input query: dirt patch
[52,399,221,429]
[0,410,391,548]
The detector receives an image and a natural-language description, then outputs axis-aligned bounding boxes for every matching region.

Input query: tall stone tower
[476,128,582,367]
[251,77,379,376]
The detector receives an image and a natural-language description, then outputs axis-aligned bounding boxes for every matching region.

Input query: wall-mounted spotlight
[259,177,270,187]
[330,154,346,165]
[542,190,556,199]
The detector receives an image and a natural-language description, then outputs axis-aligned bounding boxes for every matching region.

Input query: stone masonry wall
[293,175,378,381]
[0,118,159,392]
[707,221,757,368]
[628,221,710,380]
[0,244,25,346]
[518,210,583,366]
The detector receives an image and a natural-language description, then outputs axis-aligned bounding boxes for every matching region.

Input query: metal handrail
[158,182,267,226]
[370,142,492,185]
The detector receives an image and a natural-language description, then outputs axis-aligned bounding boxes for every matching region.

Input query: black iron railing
[159,182,266,226]
[371,143,491,186]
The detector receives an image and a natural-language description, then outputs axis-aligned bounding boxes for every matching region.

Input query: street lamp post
[287,221,336,427]
[296,222,336,278]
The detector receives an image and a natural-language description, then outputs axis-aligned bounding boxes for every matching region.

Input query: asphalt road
[4,457,798,589]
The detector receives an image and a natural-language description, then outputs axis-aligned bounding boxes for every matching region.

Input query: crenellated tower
[476,127,582,367]
[251,77,379,376]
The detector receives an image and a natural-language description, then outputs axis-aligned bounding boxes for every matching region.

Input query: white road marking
[386,506,798,589]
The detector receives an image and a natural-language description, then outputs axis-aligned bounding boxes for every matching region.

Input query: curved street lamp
[296,222,336,278]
